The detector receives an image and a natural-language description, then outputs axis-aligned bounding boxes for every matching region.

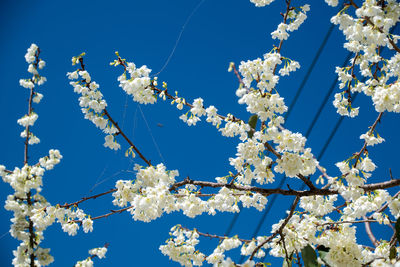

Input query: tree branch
[250,196,300,260]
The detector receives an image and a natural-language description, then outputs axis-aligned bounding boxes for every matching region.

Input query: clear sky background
[0,0,399,266]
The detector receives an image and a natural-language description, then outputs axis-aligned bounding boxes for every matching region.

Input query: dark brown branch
[103,109,151,166]
[60,175,400,212]
[78,58,151,166]
[169,177,335,197]
[59,188,117,208]
[27,191,36,267]
[250,196,300,260]
[360,178,400,191]
[72,206,132,223]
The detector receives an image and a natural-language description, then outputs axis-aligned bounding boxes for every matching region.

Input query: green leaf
[396,217,400,245]
[317,245,329,262]
[302,245,318,267]
[247,115,258,138]
[389,245,396,260]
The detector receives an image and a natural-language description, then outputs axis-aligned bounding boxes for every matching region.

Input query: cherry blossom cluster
[117,61,252,142]
[17,43,46,146]
[159,225,205,266]
[160,225,257,267]
[1,45,102,267]
[150,1,400,265]
[1,122,96,266]
[116,58,157,105]
[176,96,250,141]
[271,4,310,41]
[68,54,120,151]
[74,245,108,267]
[112,163,179,222]
[112,163,270,223]
[3,0,400,266]
[330,0,400,117]
[206,237,243,264]
[250,0,274,7]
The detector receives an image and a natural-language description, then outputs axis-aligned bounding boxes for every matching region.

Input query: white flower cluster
[389,195,400,219]
[336,155,376,184]
[20,44,46,87]
[17,112,38,127]
[17,44,47,146]
[89,246,107,259]
[2,164,45,197]
[118,62,156,104]
[270,214,319,258]
[250,0,274,7]
[179,98,206,126]
[112,163,179,222]
[205,105,222,127]
[333,66,360,117]
[229,138,275,185]
[372,82,400,112]
[271,5,310,41]
[160,225,259,267]
[217,258,255,267]
[240,237,268,258]
[300,195,337,216]
[318,225,364,266]
[236,53,300,125]
[25,44,38,64]
[342,190,389,220]
[59,208,93,236]
[360,130,385,146]
[278,58,300,76]
[239,91,287,122]
[330,1,400,115]
[0,154,64,265]
[160,225,205,266]
[112,161,273,225]
[1,45,99,266]
[74,258,94,267]
[174,95,249,141]
[74,246,107,267]
[20,129,39,145]
[267,127,317,178]
[219,115,250,141]
[275,150,315,177]
[238,52,281,92]
[68,63,120,151]
[206,237,242,265]
[324,0,338,7]
[39,149,63,170]
[333,92,360,117]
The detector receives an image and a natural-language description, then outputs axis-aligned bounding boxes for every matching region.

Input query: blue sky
[0,0,399,266]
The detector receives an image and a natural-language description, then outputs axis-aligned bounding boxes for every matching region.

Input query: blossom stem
[179,225,252,243]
